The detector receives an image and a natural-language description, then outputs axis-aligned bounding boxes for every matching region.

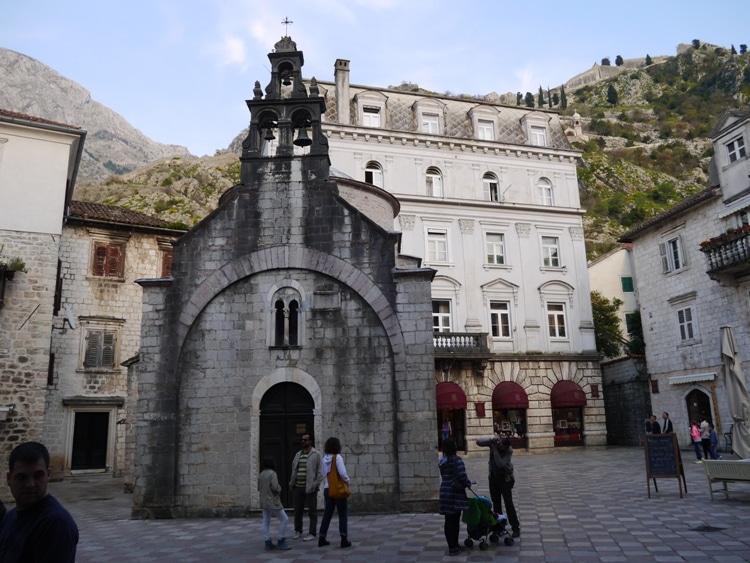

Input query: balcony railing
[433,332,490,358]
[700,227,750,279]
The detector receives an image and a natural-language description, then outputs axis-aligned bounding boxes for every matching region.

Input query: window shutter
[106,245,122,277]
[101,331,116,367]
[659,242,669,273]
[94,244,107,276]
[161,250,174,277]
[84,331,101,367]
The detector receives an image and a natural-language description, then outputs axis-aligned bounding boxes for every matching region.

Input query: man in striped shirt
[289,434,322,541]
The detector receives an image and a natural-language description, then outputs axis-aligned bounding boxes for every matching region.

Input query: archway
[550,380,586,447]
[492,382,529,449]
[685,388,712,428]
[260,382,315,506]
[436,382,467,452]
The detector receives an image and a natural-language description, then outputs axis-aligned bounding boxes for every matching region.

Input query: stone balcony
[700,226,750,282]
[433,332,491,359]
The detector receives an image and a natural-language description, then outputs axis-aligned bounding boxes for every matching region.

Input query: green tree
[607,84,619,106]
[516,92,522,106]
[615,55,624,66]
[731,44,738,55]
[552,92,560,106]
[590,291,624,358]
[538,86,545,108]
[741,44,748,55]
[524,92,535,107]
[547,87,552,108]
[601,57,611,66]
[692,39,701,49]
[624,310,645,355]
[645,54,653,65]
[560,85,567,109]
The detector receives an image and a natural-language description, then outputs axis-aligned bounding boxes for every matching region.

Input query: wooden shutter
[93,243,108,276]
[105,245,122,277]
[84,330,102,367]
[101,331,116,367]
[658,242,669,273]
[161,250,173,277]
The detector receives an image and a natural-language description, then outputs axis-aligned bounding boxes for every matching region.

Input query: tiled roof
[618,187,720,242]
[68,200,184,230]
[0,108,82,130]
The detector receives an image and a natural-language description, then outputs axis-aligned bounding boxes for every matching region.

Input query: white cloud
[218,35,247,66]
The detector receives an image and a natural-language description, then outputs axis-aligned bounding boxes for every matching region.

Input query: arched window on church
[271,289,302,347]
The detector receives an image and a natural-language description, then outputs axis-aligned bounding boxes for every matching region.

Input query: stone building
[312,57,604,452]
[0,109,85,486]
[45,201,184,478]
[132,37,438,517]
[620,110,750,451]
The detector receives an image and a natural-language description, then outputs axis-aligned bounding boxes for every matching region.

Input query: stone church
[131,37,439,517]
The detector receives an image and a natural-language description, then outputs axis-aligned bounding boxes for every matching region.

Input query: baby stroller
[462,489,514,550]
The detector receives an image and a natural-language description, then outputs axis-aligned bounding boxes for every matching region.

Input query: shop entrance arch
[551,380,586,447]
[436,382,467,452]
[686,388,713,427]
[492,381,529,449]
[259,382,315,507]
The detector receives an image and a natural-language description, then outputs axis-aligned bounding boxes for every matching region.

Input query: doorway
[259,382,315,507]
[686,388,712,428]
[71,411,109,470]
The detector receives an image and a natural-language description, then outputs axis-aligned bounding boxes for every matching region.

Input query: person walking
[708,423,722,460]
[288,434,323,541]
[699,417,711,460]
[690,421,703,463]
[0,442,79,562]
[476,435,520,538]
[661,412,674,434]
[258,456,291,551]
[317,437,352,549]
[439,437,472,556]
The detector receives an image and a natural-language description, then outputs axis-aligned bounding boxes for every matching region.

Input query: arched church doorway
[685,388,712,428]
[260,382,315,507]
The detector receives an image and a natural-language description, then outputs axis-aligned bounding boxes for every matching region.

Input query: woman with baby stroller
[438,437,473,556]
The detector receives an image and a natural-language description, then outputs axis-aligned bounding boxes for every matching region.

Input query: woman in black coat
[439,437,473,556]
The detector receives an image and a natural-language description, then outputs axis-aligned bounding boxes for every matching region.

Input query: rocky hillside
[0,48,192,182]
[6,41,749,256]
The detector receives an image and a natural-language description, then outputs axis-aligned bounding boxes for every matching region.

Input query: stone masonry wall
[0,230,58,499]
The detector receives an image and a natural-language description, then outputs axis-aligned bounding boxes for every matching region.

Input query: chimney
[334,59,350,125]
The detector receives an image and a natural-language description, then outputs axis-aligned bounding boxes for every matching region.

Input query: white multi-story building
[314,60,604,452]
[0,109,85,484]
[620,110,750,453]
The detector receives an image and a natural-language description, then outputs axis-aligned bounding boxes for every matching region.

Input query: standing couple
[287,434,352,548]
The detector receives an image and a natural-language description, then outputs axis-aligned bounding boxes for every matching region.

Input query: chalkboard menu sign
[643,434,687,498]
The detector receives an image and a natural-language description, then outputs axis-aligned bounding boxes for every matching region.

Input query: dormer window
[363,107,381,127]
[521,112,550,148]
[477,120,495,140]
[726,136,746,164]
[422,113,440,134]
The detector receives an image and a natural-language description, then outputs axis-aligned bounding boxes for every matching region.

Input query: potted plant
[0,246,27,280]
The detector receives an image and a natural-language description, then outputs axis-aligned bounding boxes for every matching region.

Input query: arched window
[483,173,500,202]
[365,161,383,188]
[271,289,302,347]
[426,167,443,197]
[538,177,554,206]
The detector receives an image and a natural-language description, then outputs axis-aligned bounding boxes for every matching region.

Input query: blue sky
[3,1,749,156]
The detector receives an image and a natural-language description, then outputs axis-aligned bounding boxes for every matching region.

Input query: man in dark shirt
[476,436,520,538]
[0,442,78,562]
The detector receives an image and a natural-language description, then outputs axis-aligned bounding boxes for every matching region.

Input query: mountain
[0,48,192,182]
[4,42,749,255]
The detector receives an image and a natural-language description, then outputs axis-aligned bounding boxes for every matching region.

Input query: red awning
[436,382,467,410]
[550,380,587,408]
[492,381,529,410]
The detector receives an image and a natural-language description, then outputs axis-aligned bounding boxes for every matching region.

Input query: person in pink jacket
[690,421,703,462]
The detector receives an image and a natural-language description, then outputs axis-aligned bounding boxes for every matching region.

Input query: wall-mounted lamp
[0,404,16,421]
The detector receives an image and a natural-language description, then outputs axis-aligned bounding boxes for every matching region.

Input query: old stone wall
[0,230,58,496]
[601,358,652,446]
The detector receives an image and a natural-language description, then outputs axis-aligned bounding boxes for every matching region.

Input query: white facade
[315,61,603,452]
[588,244,638,351]
[622,110,750,450]
[0,110,84,486]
